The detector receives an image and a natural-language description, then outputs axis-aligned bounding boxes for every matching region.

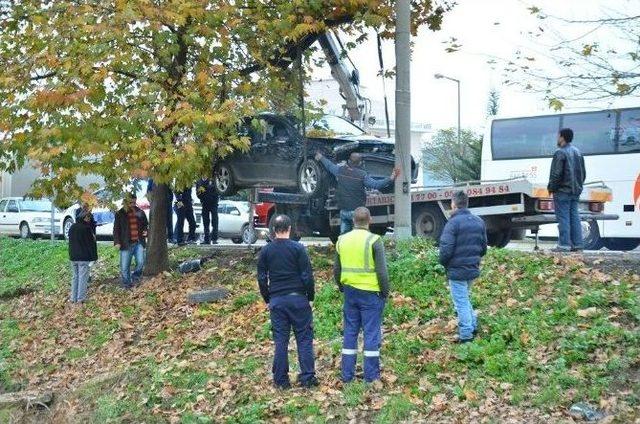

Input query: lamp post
[434,73,461,152]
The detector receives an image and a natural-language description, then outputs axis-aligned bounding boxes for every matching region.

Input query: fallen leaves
[577,307,598,318]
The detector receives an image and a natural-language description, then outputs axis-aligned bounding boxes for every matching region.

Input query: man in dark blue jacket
[257,214,317,389]
[439,191,487,343]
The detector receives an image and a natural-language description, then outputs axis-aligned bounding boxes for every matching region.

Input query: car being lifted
[213,113,418,197]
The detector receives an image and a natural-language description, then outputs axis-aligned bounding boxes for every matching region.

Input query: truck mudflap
[511,213,619,225]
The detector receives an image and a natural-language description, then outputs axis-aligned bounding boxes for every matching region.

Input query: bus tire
[581,220,603,250]
[412,204,446,242]
[487,229,511,248]
[602,238,640,251]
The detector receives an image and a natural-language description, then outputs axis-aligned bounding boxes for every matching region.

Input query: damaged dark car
[214,113,418,197]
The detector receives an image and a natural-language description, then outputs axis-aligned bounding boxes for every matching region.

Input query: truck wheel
[581,220,603,250]
[602,238,640,251]
[412,204,446,241]
[298,159,324,196]
[214,163,237,197]
[487,229,511,248]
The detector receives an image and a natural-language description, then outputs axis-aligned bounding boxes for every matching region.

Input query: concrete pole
[394,0,412,239]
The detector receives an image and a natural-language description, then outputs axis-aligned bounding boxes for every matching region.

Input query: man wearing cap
[114,192,149,289]
[334,206,390,383]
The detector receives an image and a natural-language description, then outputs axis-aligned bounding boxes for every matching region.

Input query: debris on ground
[569,403,607,422]
[187,287,231,304]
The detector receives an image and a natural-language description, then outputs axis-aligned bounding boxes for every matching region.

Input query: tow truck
[254,178,617,247]
[247,32,617,247]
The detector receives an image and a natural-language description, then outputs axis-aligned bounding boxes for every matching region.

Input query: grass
[0,236,639,422]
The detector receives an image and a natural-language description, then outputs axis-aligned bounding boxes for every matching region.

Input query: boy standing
[68,210,98,303]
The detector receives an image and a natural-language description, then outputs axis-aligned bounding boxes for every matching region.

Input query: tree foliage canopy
[0,0,449,204]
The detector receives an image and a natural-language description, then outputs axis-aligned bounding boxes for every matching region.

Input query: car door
[0,199,8,233]
[261,116,301,185]
[226,119,262,184]
[4,200,21,235]
[225,204,245,234]
[217,203,230,236]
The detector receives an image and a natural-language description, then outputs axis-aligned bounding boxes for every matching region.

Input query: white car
[0,197,63,239]
[215,200,258,244]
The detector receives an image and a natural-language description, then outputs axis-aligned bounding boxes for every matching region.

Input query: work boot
[299,377,319,389]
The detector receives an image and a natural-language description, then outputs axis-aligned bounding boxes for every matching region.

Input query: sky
[311,0,640,133]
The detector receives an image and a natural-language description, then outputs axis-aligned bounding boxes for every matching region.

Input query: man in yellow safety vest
[334,207,390,383]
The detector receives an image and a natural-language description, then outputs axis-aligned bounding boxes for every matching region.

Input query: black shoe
[274,382,291,390]
[299,377,319,388]
[570,247,584,253]
[202,239,211,245]
[456,337,474,344]
[551,247,571,253]
[211,240,218,245]
[177,242,186,246]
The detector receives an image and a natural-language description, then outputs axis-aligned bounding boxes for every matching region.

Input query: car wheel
[411,204,446,241]
[241,224,257,245]
[298,159,324,196]
[231,237,243,244]
[602,238,640,251]
[63,217,74,241]
[214,163,237,197]
[581,220,603,250]
[19,222,33,240]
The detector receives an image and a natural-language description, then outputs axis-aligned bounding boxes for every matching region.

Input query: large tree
[0,1,449,274]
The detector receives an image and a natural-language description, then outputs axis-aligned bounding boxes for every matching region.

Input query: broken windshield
[307,115,365,137]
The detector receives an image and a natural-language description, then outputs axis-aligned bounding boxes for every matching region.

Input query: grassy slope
[0,236,639,423]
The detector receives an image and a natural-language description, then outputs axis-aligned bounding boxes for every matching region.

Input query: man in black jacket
[547,128,586,252]
[113,193,149,289]
[196,175,219,244]
[68,210,98,303]
[174,186,197,245]
[439,191,487,343]
[257,214,317,389]
[316,152,399,234]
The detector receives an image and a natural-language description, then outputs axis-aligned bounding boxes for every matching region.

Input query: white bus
[482,107,640,251]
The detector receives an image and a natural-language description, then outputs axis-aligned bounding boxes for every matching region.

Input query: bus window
[562,111,616,155]
[491,116,559,160]
[619,108,640,153]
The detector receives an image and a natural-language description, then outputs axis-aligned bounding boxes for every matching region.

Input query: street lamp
[434,73,461,152]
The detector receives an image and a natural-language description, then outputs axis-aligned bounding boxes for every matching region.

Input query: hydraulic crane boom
[317,32,368,127]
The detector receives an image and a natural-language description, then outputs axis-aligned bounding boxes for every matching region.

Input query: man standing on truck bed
[547,128,586,252]
[315,151,400,234]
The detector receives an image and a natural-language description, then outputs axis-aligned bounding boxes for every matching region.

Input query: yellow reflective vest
[336,228,380,292]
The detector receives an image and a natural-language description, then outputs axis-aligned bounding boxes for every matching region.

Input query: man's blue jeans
[449,280,477,341]
[342,285,385,383]
[70,261,90,302]
[340,210,355,234]
[120,242,145,288]
[269,294,316,387]
[553,192,583,250]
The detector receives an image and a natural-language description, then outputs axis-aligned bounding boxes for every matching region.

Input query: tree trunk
[144,183,170,275]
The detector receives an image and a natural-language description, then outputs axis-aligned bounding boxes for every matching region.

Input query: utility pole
[394,0,412,239]
[434,73,461,154]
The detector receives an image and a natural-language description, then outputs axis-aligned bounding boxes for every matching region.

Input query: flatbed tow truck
[254,178,618,248]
